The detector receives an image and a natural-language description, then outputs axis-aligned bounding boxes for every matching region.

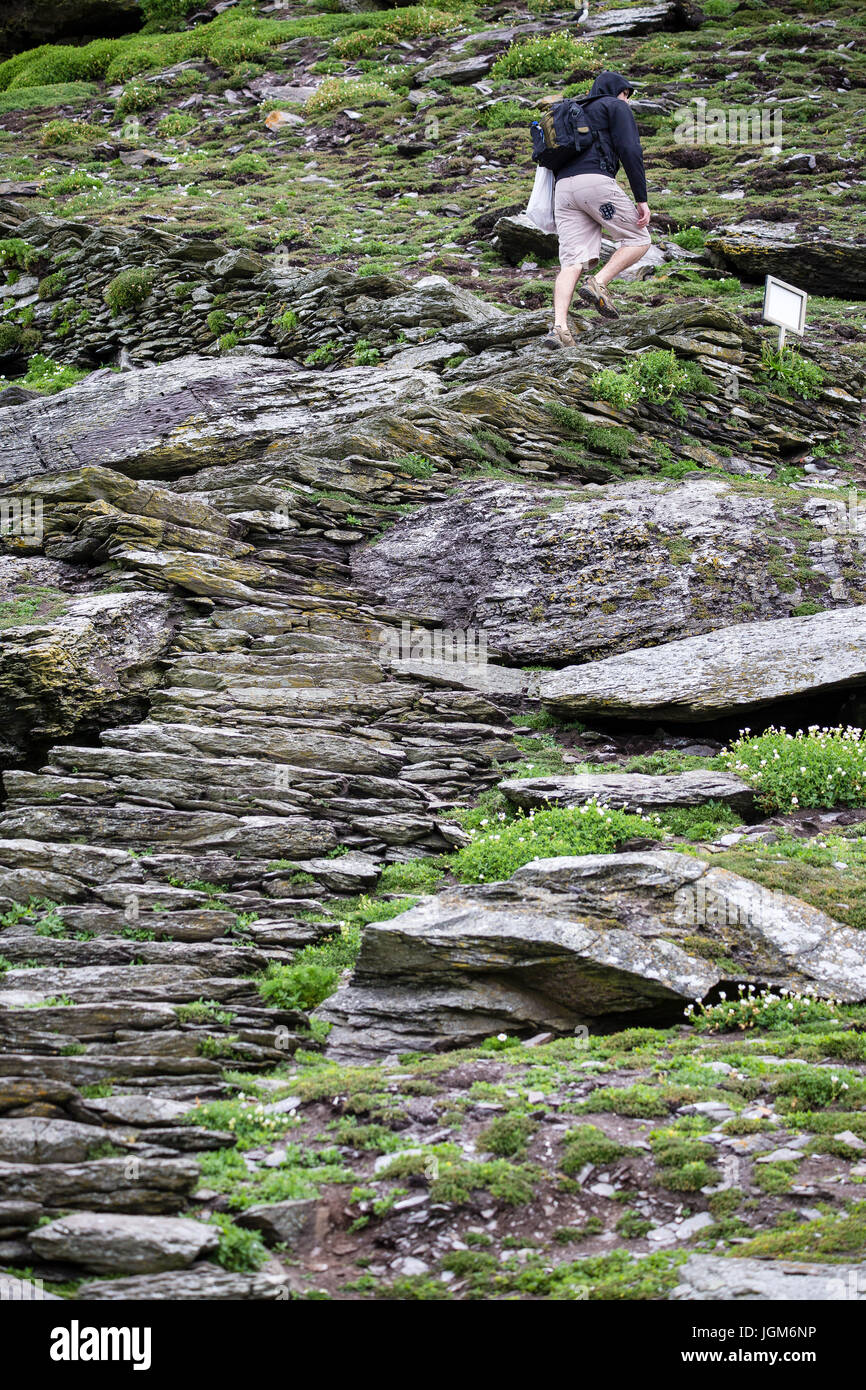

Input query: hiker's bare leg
[554,265,583,327]
[595,243,647,287]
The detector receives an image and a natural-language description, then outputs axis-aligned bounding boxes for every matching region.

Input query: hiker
[544,70,651,345]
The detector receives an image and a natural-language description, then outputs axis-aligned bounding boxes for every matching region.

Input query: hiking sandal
[544,324,577,348]
[577,275,619,319]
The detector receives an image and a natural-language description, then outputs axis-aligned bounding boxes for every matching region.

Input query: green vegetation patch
[722,725,866,813]
[451,802,663,883]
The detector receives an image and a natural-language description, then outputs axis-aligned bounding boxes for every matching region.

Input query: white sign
[762,274,807,349]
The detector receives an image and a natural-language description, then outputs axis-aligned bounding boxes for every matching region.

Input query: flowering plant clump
[189,1095,301,1146]
[685,984,841,1033]
[451,801,663,883]
[721,725,866,813]
[306,77,394,115]
[491,32,595,79]
[591,350,711,413]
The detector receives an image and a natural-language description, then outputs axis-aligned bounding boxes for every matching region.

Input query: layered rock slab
[672,1254,866,1300]
[707,221,866,299]
[0,353,443,483]
[499,771,755,814]
[319,850,866,1056]
[537,606,866,720]
[29,1212,219,1273]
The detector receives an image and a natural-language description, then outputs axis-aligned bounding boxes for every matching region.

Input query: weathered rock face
[0,352,444,483]
[0,573,179,760]
[319,850,866,1056]
[672,1254,866,1301]
[499,770,756,814]
[536,605,866,721]
[353,477,866,663]
[0,248,861,1298]
[707,221,866,299]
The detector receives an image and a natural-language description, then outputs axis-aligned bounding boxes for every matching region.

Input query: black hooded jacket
[555,70,648,203]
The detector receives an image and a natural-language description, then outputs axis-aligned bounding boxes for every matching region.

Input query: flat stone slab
[320,850,866,1056]
[0,1117,116,1165]
[499,771,755,814]
[77,1262,288,1299]
[707,221,866,299]
[82,1095,192,1127]
[536,607,866,721]
[672,1254,866,1300]
[416,55,496,85]
[30,1212,219,1274]
[1,1155,199,1213]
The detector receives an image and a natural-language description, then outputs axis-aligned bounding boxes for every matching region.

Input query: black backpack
[530,98,597,171]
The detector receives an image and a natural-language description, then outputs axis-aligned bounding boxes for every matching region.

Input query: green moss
[560,1124,628,1173]
[478,1112,535,1158]
[104,267,155,314]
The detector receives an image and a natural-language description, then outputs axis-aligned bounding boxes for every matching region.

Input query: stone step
[0,1055,224,1086]
[0,964,261,1007]
[164,651,385,685]
[2,905,326,947]
[0,937,267,973]
[0,1156,201,1214]
[77,1263,288,1299]
[0,1001,180,1044]
[0,806,337,857]
[99,721,407,774]
[149,683,415,720]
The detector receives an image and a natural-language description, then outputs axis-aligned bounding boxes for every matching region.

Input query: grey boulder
[500,771,755,814]
[77,1263,288,1300]
[537,606,866,720]
[29,1212,220,1273]
[672,1254,866,1300]
[319,850,866,1056]
[236,1198,321,1249]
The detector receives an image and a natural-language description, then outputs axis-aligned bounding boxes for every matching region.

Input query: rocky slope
[1,0,866,1306]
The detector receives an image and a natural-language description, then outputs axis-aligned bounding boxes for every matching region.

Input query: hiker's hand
[635,202,650,228]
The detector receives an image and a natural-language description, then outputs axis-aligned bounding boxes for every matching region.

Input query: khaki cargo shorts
[555,172,651,268]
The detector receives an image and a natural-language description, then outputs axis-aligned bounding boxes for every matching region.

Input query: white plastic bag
[525,165,556,234]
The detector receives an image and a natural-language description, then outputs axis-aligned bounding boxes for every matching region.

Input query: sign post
[762,274,808,352]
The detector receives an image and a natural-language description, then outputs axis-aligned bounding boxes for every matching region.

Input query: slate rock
[29,1212,219,1274]
[537,606,866,721]
[499,771,755,814]
[320,850,866,1055]
[672,1254,866,1300]
[353,477,866,666]
[706,221,866,298]
[77,1262,288,1299]
[0,1117,116,1165]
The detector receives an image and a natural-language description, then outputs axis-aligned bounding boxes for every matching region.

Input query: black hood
[586,70,636,100]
